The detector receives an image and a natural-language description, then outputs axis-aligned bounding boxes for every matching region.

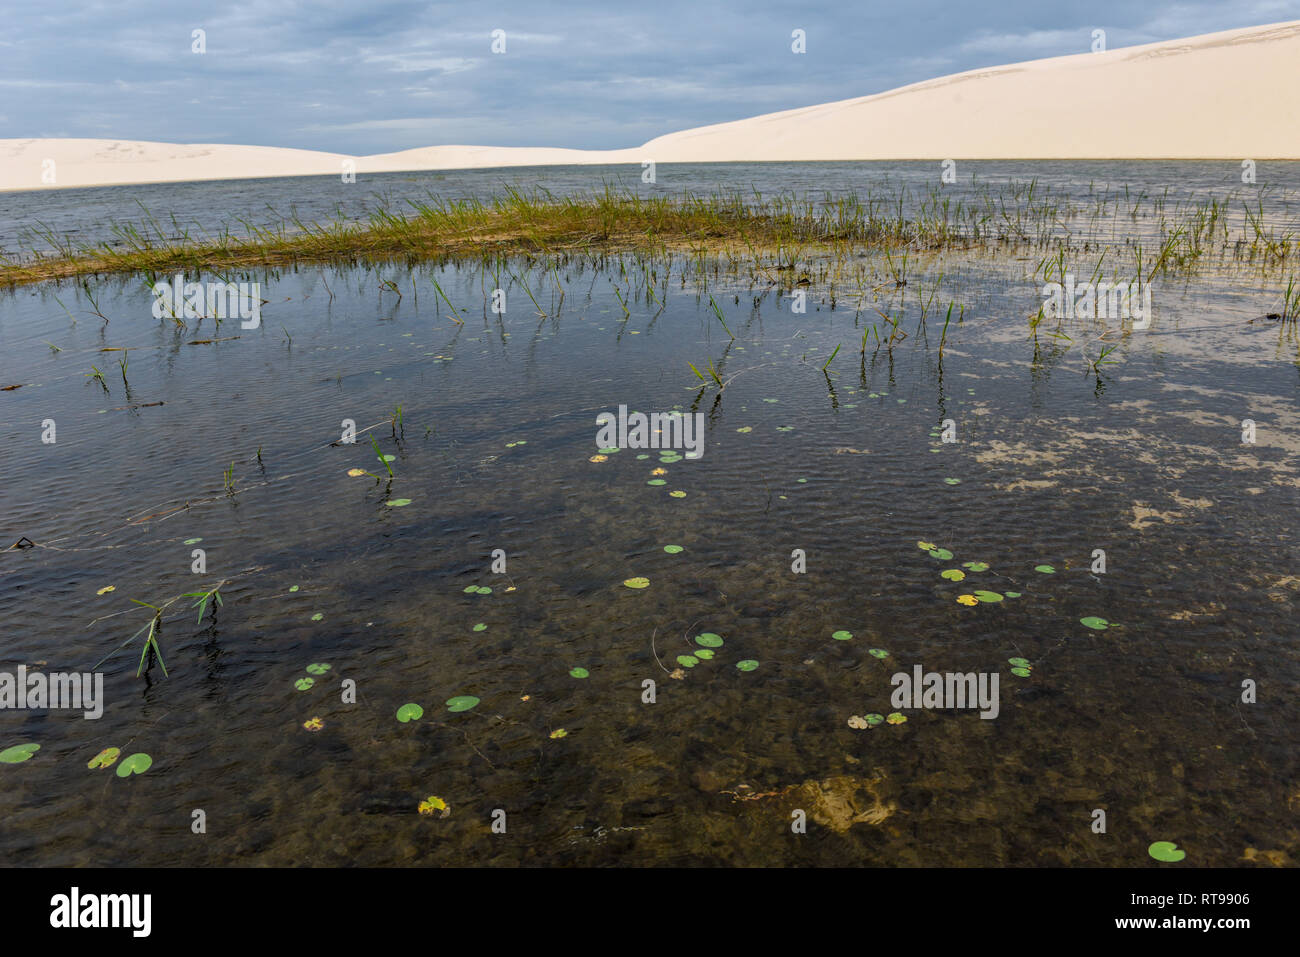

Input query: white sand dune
[4,20,1299,192]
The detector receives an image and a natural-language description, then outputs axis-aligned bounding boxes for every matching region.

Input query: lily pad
[475,586,492,595]
[940,569,966,582]
[1148,841,1186,863]
[885,712,908,725]
[1010,667,1032,677]
[623,577,650,589]
[396,703,424,722]
[116,753,152,777]
[736,660,759,671]
[831,630,854,641]
[87,747,120,769]
[962,562,989,572]
[569,667,589,679]
[973,590,1004,603]
[305,663,331,675]
[669,490,687,498]
[927,548,954,560]
[676,655,699,668]
[694,649,715,660]
[294,677,315,691]
[1005,591,1021,598]
[1034,564,1056,574]
[646,479,667,486]
[944,478,961,485]
[418,795,450,817]
[473,623,487,632]
[311,612,324,621]
[864,713,884,727]
[663,545,684,554]
[0,743,40,764]
[446,695,480,713]
[184,538,203,545]
[1008,657,1030,667]
[695,633,724,648]
[868,648,889,659]
[1080,616,1110,631]
[385,498,412,507]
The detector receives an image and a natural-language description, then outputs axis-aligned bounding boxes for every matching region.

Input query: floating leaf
[184,538,202,545]
[864,713,884,726]
[1034,564,1056,574]
[549,729,568,739]
[928,548,954,560]
[623,577,650,589]
[569,667,589,679]
[310,612,324,621]
[1010,667,1032,677]
[940,569,965,582]
[463,585,478,593]
[695,633,724,648]
[831,630,854,641]
[944,478,961,485]
[347,468,366,477]
[116,753,152,777]
[475,586,492,595]
[694,649,714,660]
[973,590,1004,603]
[663,545,684,554]
[302,717,324,731]
[1148,841,1186,863]
[305,663,331,675]
[956,594,978,606]
[868,648,889,659]
[962,562,989,572]
[1008,657,1030,667]
[669,490,687,498]
[385,498,412,507]
[87,747,120,769]
[294,677,315,691]
[396,703,424,722]
[646,479,667,486]
[917,541,937,551]
[1005,591,1021,598]
[1080,616,1110,630]
[736,426,752,433]
[289,585,300,592]
[589,454,608,463]
[676,655,699,668]
[96,585,116,595]
[885,712,908,725]
[446,695,480,713]
[418,795,450,818]
[736,660,759,671]
[472,623,487,632]
[0,743,39,764]
[847,715,868,729]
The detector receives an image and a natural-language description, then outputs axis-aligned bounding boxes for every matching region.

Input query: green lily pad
[885,712,908,725]
[396,703,424,722]
[294,677,315,691]
[475,586,492,595]
[288,585,300,593]
[1005,591,1021,598]
[696,633,724,647]
[306,663,331,675]
[598,447,620,454]
[0,743,40,764]
[864,713,884,726]
[940,569,965,582]
[736,660,759,671]
[385,498,412,507]
[184,538,202,545]
[569,667,589,679]
[623,577,650,589]
[695,649,715,660]
[87,747,120,769]
[646,479,667,486]
[1148,841,1186,863]
[1010,667,1032,677]
[310,612,324,621]
[944,478,961,485]
[446,695,480,712]
[472,623,487,632]
[928,548,954,560]
[962,562,989,572]
[868,648,889,659]
[972,590,1004,603]
[1080,616,1110,630]
[463,585,479,593]
[663,545,684,554]
[831,630,854,641]
[1008,657,1030,667]
[676,655,699,668]
[116,753,152,777]
[1034,564,1055,574]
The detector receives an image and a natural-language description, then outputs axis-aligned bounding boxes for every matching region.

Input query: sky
[2,0,1299,154]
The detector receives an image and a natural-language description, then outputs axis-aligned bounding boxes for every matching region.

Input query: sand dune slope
[3,20,1298,191]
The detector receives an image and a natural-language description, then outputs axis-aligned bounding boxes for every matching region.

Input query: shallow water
[1,171,1299,866]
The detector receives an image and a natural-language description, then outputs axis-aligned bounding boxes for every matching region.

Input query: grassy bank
[1,185,1296,289]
